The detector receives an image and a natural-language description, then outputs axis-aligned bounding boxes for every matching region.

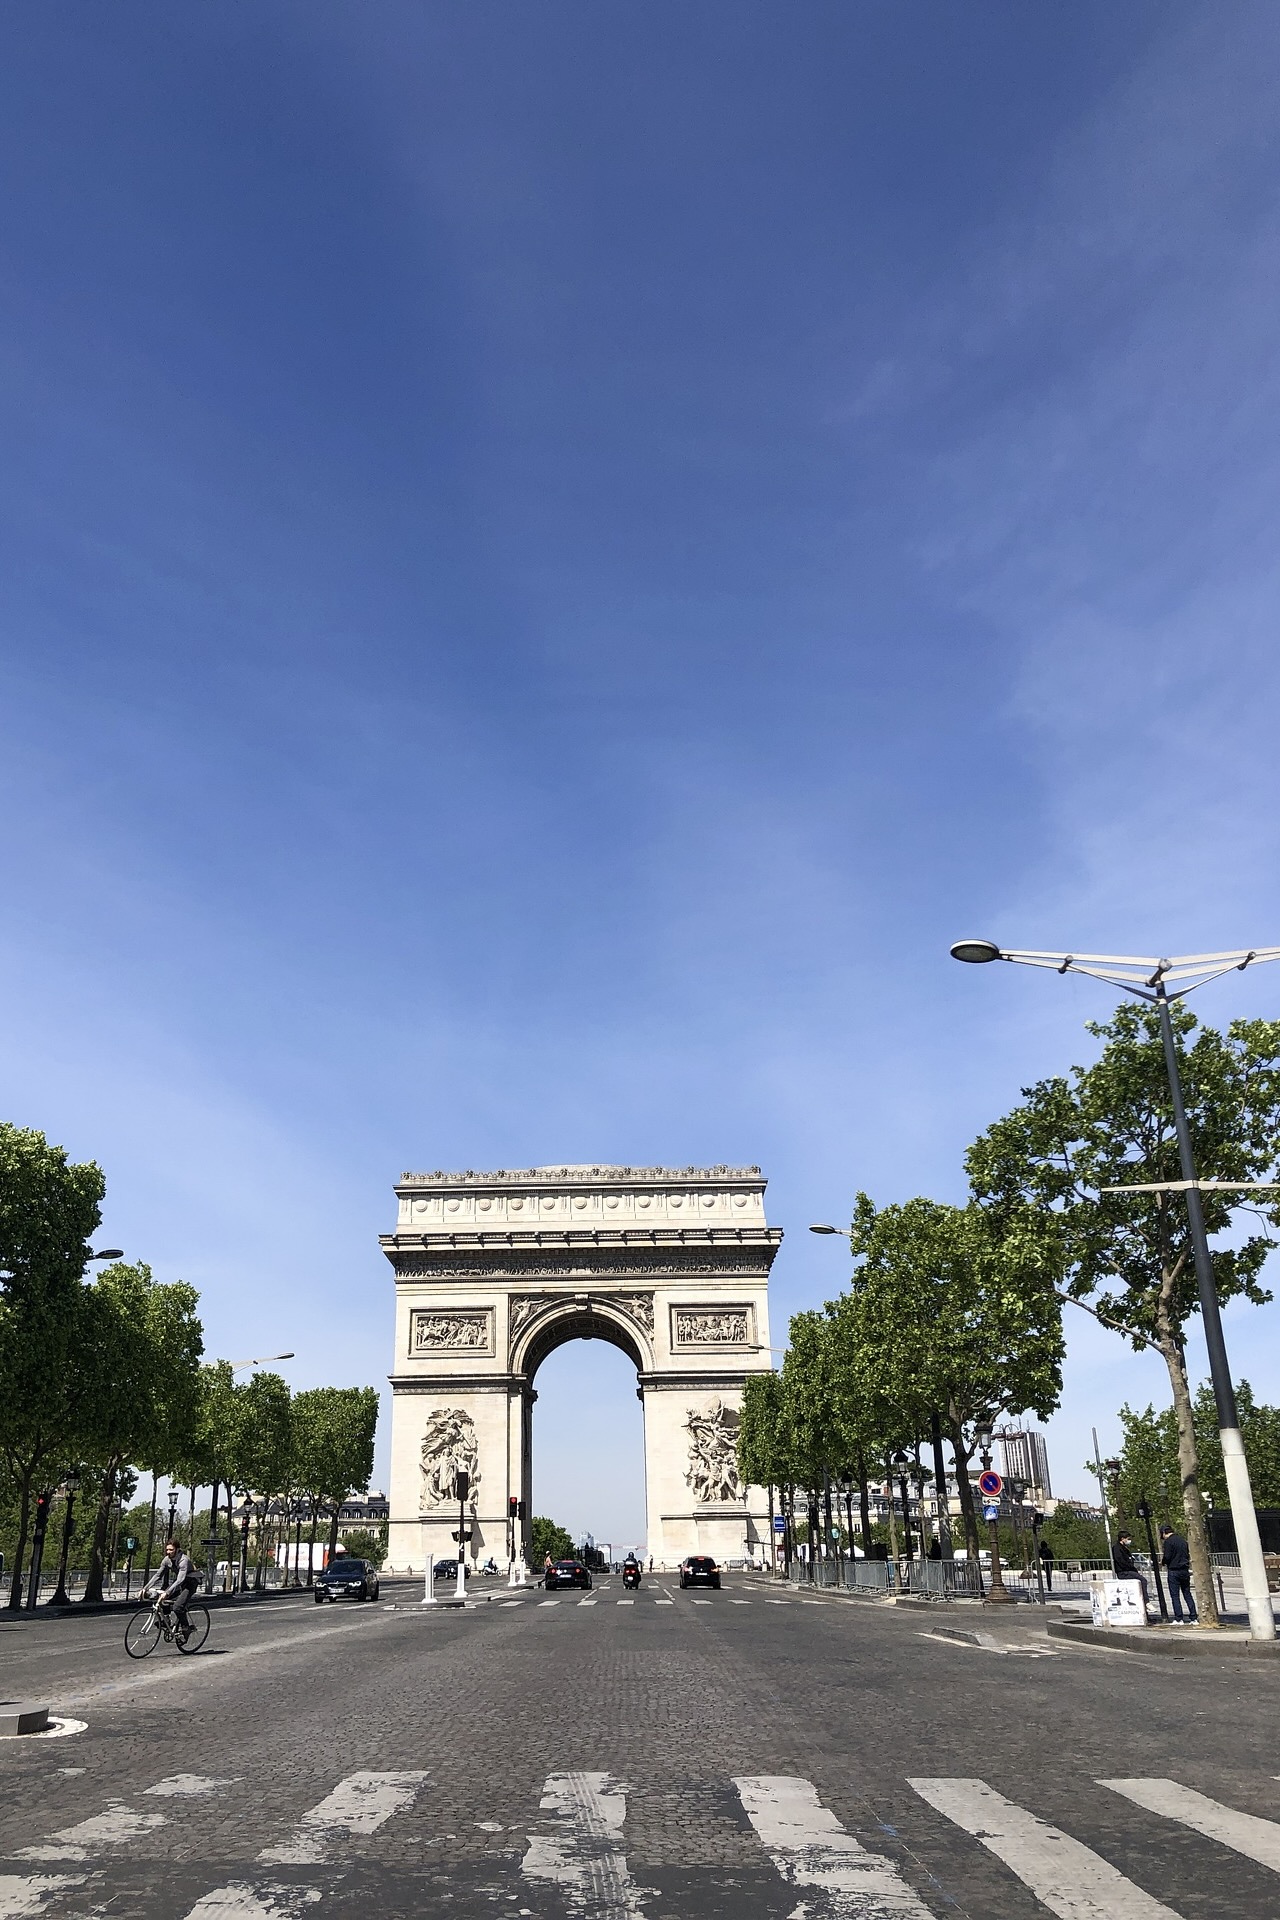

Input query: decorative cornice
[390,1250,777,1281]
[398,1164,763,1189]
[384,1227,780,1257]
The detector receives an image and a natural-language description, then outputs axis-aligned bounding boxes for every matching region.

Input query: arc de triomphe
[384,1164,780,1571]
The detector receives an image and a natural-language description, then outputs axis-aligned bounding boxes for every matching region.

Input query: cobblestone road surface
[2,1576,1278,1918]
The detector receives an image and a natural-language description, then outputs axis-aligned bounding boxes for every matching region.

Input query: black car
[314,1557,379,1603]
[679,1555,720,1590]
[545,1558,592,1591]
[434,1557,464,1580]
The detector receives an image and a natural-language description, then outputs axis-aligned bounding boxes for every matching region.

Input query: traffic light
[33,1491,51,1538]
[455,1470,470,1502]
[508,1496,519,1518]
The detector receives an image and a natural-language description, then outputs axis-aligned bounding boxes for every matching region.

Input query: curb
[1047,1619,1280,1656]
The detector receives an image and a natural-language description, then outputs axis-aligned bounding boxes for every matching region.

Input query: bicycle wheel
[125,1607,162,1659]
[177,1606,210,1654]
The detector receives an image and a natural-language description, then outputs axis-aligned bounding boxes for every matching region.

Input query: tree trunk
[5,1470,33,1610]
[82,1455,122,1604]
[857,1452,872,1553]
[948,1412,981,1557]
[883,1457,901,1586]
[1158,1325,1219,1626]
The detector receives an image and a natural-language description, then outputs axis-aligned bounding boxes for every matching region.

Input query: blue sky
[4,4,1280,1543]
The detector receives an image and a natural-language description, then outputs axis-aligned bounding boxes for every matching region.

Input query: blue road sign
[982,1501,1001,1522]
[773,1516,786,1532]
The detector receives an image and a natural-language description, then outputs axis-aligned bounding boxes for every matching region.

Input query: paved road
[2,1575,1279,1918]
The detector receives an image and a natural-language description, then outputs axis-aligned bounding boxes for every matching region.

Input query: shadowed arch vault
[383,1164,780,1571]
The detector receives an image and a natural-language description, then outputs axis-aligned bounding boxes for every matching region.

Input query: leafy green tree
[843,1195,1064,1555]
[0,1124,105,1608]
[337,1526,387,1568]
[1113,1403,1181,1532]
[77,1262,204,1602]
[289,1385,379,1566]
[530,1515,575,1564]
[967,1002,1280,1622]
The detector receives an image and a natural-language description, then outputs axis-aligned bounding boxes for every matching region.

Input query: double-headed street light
[951,939,1280,1641]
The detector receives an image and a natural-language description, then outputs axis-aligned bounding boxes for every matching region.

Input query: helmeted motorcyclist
[622,1553,642,1588]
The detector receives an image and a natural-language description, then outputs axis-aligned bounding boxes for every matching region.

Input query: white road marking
[578,1598,598,1607]
[765,1600,791,1606]
[693,1600,711,1606]
[0,1875,88,1917]
[145,1774,236,1798]
[258,1770,428,1865]
[54,1610,383,1713]
[909,1778,1181,1919]
[1101,1779,1280,1873]
[522,1770,641,1918]
[501,1601,521,1607]
[617,1599,634,1606]
[540,1600,559,1608]
[183,1883,323,1917]
[654,1600,673,1607]
[16,1803,167,1862]
[735,1774,933,1916]
[730,1600,751,1605]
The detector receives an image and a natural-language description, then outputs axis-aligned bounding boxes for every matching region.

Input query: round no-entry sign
[978,1470,1003,1498]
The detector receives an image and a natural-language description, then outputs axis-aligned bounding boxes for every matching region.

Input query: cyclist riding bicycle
[142,1539,200,1642]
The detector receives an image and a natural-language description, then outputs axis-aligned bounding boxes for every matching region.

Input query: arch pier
[384,1164,780,1572]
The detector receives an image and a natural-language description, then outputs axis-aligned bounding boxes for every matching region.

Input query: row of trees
[740,1004,1280,1619]
[0,1122,379,1605]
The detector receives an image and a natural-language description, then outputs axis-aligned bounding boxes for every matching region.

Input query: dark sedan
[679,1555,720,1590]
[434,1557,463,1580]
[545,1558,592,1591]
[314,1557,379,1603]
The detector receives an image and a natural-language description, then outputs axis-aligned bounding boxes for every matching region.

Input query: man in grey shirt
[144,1539,199,1640]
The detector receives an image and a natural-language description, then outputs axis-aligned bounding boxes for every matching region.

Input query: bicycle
[124,1592,211,1659]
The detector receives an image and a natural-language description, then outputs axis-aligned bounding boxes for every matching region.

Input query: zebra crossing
[3,1764,1277,1915]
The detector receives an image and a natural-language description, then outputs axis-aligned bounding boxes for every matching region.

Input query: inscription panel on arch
[671,1304,755,1349]
[409,1307,495,1357]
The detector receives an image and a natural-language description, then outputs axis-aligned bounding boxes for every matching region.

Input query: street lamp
[47,1468,83,1608]
[974,1422,1013,1605]
[236,1498,254,1593]
[891,1450,914,1562]
[951,938,1280,1641]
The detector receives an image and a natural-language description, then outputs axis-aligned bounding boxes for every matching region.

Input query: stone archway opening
[529,1333,647,1557]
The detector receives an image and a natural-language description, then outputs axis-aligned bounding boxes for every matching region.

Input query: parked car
[679,1555,720,1590]
[545,1558,592,1591]
[314,1557,379,1603]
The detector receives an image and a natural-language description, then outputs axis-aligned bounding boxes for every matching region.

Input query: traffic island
[0,1701,50,1736]
[1048,1619,1280,1656]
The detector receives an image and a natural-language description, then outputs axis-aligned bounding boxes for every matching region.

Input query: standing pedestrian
[1038,1538,1055,1592]
[1113,1530,1149,1614]
[1159,1524,1198,1624]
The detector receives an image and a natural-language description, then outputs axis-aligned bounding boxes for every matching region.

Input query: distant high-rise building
[997,1428,1051,1498]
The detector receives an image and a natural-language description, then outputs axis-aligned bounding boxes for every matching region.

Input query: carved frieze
[410,1308,493,1355]
[673,1306,752,1347]
[419,1407,480,1510]
[684,1398,743,1503]
[507,1291,655,1338]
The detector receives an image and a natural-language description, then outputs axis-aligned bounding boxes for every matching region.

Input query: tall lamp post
[47,1469,83,1608]
[951,939,1280,1641]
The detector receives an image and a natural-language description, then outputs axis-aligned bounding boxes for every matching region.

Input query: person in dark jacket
[1113,1531,1149,1613]
[1038,1539,1055,1591]
[1160,1524,1198,1623]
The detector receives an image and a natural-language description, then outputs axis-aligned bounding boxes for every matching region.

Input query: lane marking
[52,1610,385,1713]
[183,1883,323,1917]
[145,1775,236,1798]
[1101,1779,1280,1874]
[730,1600,751,1605]
[0,1875,89,1917]
[522,1770,641,1918]
[654,1600,673,1607]
[735,1774,933,1916]
[692,1600,711,1606]
[539,1601,559,1609]
[909,1778,1181,1919]
[16,1804,167,1863]
[578,1598,598,1607]
[258,1770,429,1865]
[617,1600,634,1607]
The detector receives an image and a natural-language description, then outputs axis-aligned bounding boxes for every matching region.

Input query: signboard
[1091,1578,1148,1629]
[773,1517,786,1533]
[978,1470,1003,1498]
[981,1501,1001,1522]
